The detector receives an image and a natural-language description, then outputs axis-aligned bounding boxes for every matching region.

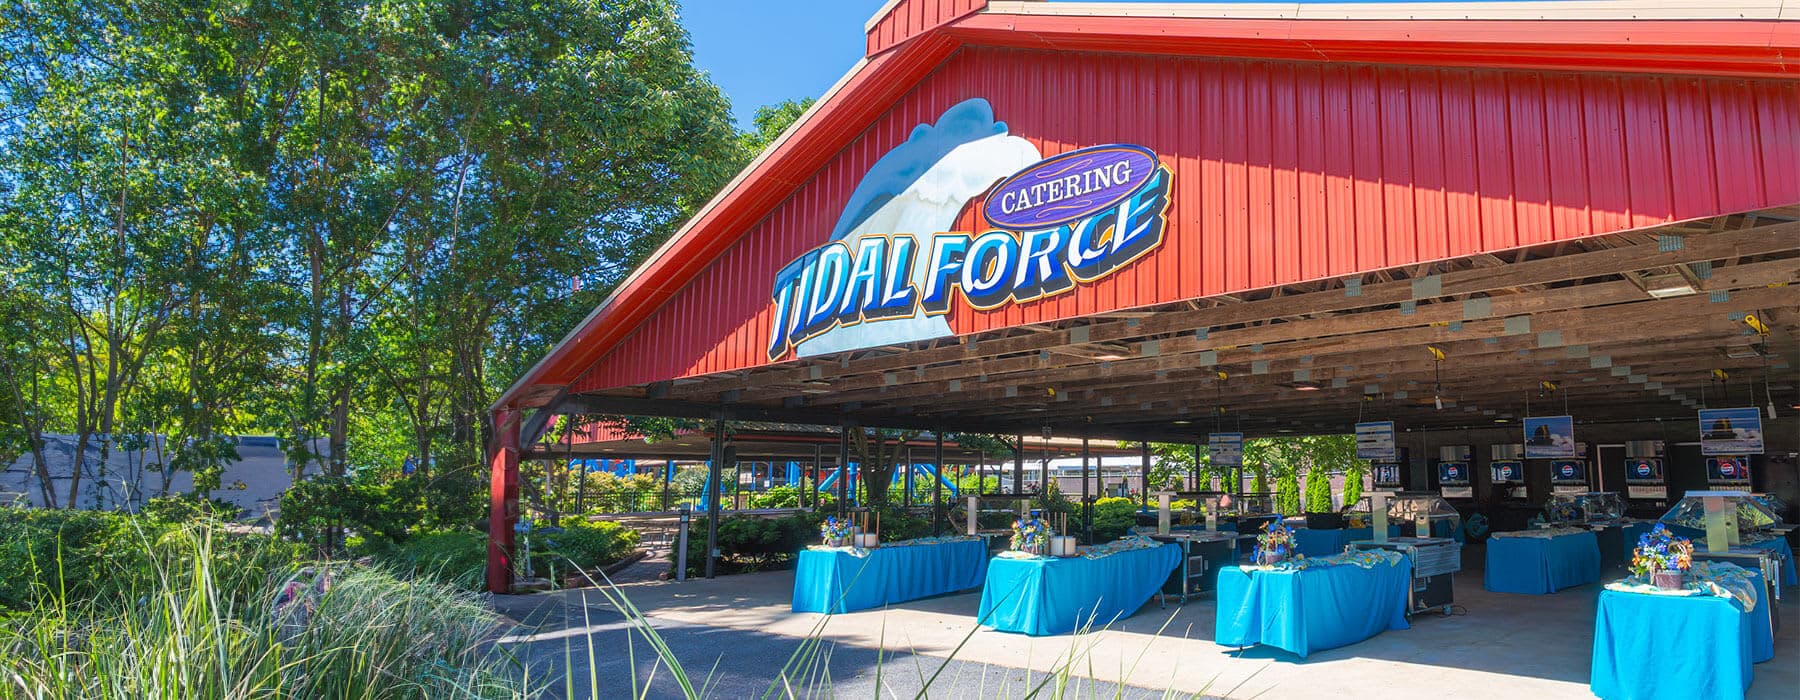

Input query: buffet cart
[1661,490,1793,597]
[1148,529,1238,604]
[1541,492,1653,570]
[1388,492,1465,542]
[1349,536,1461,616]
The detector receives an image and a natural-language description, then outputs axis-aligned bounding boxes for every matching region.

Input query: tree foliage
[0,1,763,521]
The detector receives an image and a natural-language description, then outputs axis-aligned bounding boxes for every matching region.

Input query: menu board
[1523,415,1577,458]
[1699,407,1764,456]
[1208,432,1243,468]
[1355,421,1397,461]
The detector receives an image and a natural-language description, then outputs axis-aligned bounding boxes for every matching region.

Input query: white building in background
[1,434,324,521]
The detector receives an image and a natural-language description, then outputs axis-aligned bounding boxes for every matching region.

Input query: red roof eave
[494,7,1798,413]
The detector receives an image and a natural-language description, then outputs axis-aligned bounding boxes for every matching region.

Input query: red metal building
[486,1,1800,591]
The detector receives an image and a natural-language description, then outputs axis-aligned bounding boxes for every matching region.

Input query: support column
[1191,443,1202,492]
[705,419,726,579]
[1013,433,1025,495]
[810,445,822,509]
[837,425,851,516]
[1080,435,1092,541]
[933,432,945,536]
[904,446,915,507]
[486,410,521,594]
[662,458,673,511]
[1140,441,1151,507]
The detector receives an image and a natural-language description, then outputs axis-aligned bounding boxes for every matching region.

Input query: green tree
[1304,468,1333,513]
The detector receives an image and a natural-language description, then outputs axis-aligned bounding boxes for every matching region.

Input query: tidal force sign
[766,143,1172,359]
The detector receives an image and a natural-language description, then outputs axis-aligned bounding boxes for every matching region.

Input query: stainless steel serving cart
[1349,536,1461,616]
[1150,529,1239,605]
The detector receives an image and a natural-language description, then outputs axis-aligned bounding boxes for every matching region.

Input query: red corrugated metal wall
[867,0,985,56]
[571,47,1800,393]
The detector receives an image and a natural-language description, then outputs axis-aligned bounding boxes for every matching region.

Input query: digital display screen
[1707,456,1749,482]
[1491,460,1523,483]
[1551,460,1587,483]
[1373,463,1402,486]
[1438,461,1470,485]
[1624,458,1662,483]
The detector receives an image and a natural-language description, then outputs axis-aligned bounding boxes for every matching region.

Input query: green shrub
[543,520,640,572]
[672,511,824,578]
[1304,469,1334,513]
[0,524,517,699]
[278,476,426,553]
[1088,497,1139,543]
[0,507,306,612]
[373,530,489,591]
[141,494,245,523]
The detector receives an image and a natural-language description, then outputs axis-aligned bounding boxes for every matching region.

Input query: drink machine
[1491,443,1526,500]
[1623,440,1668,506]
[1436,445,1473,500]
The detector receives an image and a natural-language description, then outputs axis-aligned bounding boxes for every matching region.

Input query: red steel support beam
[487,410,521,593]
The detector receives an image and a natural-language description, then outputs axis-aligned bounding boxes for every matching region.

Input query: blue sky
[679,0,888,130]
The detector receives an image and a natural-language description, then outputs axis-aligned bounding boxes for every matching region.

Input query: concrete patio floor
[496,555,1799,699]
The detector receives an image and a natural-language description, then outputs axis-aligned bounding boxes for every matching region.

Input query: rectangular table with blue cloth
[792,538,989,614]
[1484,530,1601,594]
[1214,559,1413,659]
[977,544,1181,636]
[1293,527,1401,557]
[1590,574,1768,700]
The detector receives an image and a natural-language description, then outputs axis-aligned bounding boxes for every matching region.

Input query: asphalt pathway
[495,586,1197,699]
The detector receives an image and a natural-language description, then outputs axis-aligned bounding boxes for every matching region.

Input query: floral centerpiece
[1254,522,1297,566]
[1010,516,1054,555]
[1630,523,1694,590]
[819,516,853,547]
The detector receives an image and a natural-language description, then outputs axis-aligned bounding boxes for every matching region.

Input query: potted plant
[1255,522,1297,566]
[1010,516,1053,555]
[819,516,853,547]
[1630,523,1694,590]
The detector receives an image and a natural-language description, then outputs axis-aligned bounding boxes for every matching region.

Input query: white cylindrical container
[856,533,880,549]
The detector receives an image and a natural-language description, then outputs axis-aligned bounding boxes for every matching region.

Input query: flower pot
[1256,551,1287,566]
[1652,570,1685,590]
[827,536,849,547]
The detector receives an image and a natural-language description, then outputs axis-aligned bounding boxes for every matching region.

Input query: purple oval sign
[983,144,1159,230]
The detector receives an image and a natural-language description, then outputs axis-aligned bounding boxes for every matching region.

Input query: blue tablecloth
[1484,531,1601,594]
[1737,537,1796,587]
[1293,527,1402,557]
[1215,559,1412,659]
[792,538,989,614]
[977,544,1181,636]
[1591,584,1757,700]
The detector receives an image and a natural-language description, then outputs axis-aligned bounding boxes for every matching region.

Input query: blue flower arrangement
[1630,523,1693,583]
[1010,516,1054,554]
[1254,521,1297,564]
[819,516,853,545]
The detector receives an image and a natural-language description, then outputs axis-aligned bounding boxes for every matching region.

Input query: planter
[826,536,850,547]
[1652,570,1686,590]
[1017,543,1048,556]
[1256,551,1288,566]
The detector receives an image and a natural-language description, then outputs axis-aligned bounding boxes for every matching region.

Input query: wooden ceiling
[568,209,1800,443]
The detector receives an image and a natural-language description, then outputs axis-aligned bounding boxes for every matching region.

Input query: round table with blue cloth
[1590,569,1770,700]
[1214,557,1413,659]
[792,537,990,614]
[1292,526,1401,557]
[1484,530,1601,594]
[976,543,1181,636]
